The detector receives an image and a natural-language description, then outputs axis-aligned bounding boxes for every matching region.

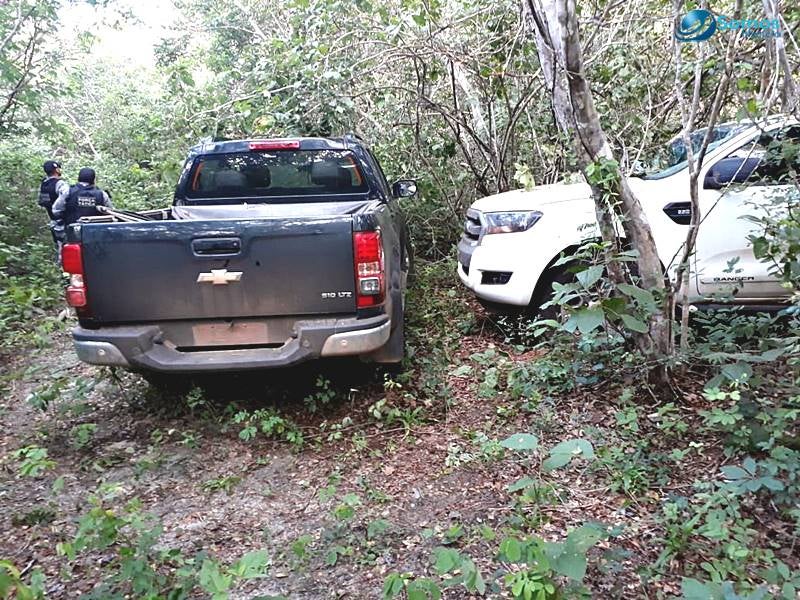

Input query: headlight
[483,211,542,235]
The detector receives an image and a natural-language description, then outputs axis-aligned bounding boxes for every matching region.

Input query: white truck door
[694,128,797,301]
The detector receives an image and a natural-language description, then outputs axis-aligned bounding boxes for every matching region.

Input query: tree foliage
[0,0,60,134]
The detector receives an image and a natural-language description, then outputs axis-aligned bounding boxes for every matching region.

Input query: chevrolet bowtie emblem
[197,269,243,285]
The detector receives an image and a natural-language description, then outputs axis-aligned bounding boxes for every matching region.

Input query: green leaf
[721,362,752,383]
[367,519,391,539]
[781,583,796,598]
[553,549,587,580]
[760,477,784,491]
[229,549,268,579]
[499,537,522,562]
[601,296,627,316]
[499,433,539,451]
[407,588,425,600]
[0,562,19,598]
[568,307,605,334]
[617,283,656,307]
[566,524,605,552]
[546,524,606,581]
[334,504,355,520]
[720,465,748,480]
[681,577,722,600]
[198,559,233,595]
[542,439,595,472]
[756,347,785,362]
[342,493,362,506]
[383,573,405,599]
[479,367,498,398]
[620,313,648,333]
[542,453,572,471]
[751,236,769,259]
[576,265,604,289]
[432,547,462,574]
[407,578,442,600]
[776,561,791,579]
[449,364,472,377]
[461,559,486,594]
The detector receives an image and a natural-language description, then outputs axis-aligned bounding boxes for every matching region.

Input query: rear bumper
[72,315,391,373]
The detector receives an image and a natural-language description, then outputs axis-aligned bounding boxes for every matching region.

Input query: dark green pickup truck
[61,135,416,373]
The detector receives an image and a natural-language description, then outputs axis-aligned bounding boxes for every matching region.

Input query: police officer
[52,167,113,230]
[38,160,70,244]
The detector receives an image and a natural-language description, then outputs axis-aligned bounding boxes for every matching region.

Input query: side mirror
[391,179,417,198]
[703,171,722,190]
[703,157,760,190]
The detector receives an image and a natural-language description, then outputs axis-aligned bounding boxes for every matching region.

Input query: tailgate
[80,218,357,322]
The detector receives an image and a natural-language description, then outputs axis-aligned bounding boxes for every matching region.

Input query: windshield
[185,149,369,201]
[640,124,748,180]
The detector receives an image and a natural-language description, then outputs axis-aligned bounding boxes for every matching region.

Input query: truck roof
[188,134,367,156]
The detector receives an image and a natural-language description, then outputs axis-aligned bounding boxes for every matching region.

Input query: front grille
[463,210,482,241]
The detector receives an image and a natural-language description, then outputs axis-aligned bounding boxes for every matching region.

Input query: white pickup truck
[458,117,799,311]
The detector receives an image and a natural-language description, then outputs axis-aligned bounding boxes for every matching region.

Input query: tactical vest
[63,185,105,226]
[38,177,60,219]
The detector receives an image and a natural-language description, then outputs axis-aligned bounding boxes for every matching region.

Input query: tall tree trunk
[522,0,625,287]
[525,0,673,383]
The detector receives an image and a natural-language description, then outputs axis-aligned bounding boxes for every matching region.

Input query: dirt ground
[0,316,795,599]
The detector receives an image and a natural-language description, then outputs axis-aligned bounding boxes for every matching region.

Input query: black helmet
[78,167,96,184]
[43,160,61,175]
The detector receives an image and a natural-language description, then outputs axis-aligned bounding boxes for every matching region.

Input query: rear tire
[372,238,412,364]
[371,282,406,364]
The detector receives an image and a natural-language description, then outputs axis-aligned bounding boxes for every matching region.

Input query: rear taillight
[353,231,384,308]
[61,243,82,274]
[62,243,87,308]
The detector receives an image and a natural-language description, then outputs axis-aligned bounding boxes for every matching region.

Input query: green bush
[0,140,63,352]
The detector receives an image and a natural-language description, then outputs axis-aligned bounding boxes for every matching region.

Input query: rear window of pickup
[185,149,369,200]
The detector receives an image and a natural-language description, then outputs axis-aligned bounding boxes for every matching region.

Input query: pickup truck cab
[458,116,799,311]
[62,135,415,373]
